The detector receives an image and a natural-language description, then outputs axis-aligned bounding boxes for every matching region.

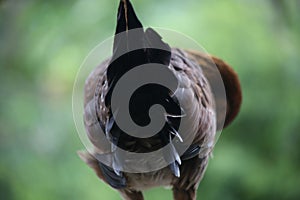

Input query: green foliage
[1,0,299,199]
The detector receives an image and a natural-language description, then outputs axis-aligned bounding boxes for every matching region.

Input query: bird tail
[105,0,172,106]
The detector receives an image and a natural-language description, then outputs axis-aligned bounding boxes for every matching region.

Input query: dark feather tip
[181,144,201,161]
[98,162,127,189]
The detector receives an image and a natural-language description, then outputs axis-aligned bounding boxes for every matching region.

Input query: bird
[78,0,242,200]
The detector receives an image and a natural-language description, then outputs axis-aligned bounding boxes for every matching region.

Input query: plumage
[78,1,242,200]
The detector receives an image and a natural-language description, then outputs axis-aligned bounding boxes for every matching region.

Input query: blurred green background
[1,0,300,199]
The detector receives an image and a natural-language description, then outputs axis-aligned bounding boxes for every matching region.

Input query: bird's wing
[82,58,128,189]
[171,49,216,158]
[185,50,242,131]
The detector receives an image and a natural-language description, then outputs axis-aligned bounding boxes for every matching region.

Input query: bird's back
[79,1,241,200]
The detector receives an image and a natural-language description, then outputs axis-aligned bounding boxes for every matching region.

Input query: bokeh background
[1,0,300,199]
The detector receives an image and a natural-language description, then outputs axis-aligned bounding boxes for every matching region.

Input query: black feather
[145,28,171,65]
[181,144,201,161]
[98,162,127,189]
